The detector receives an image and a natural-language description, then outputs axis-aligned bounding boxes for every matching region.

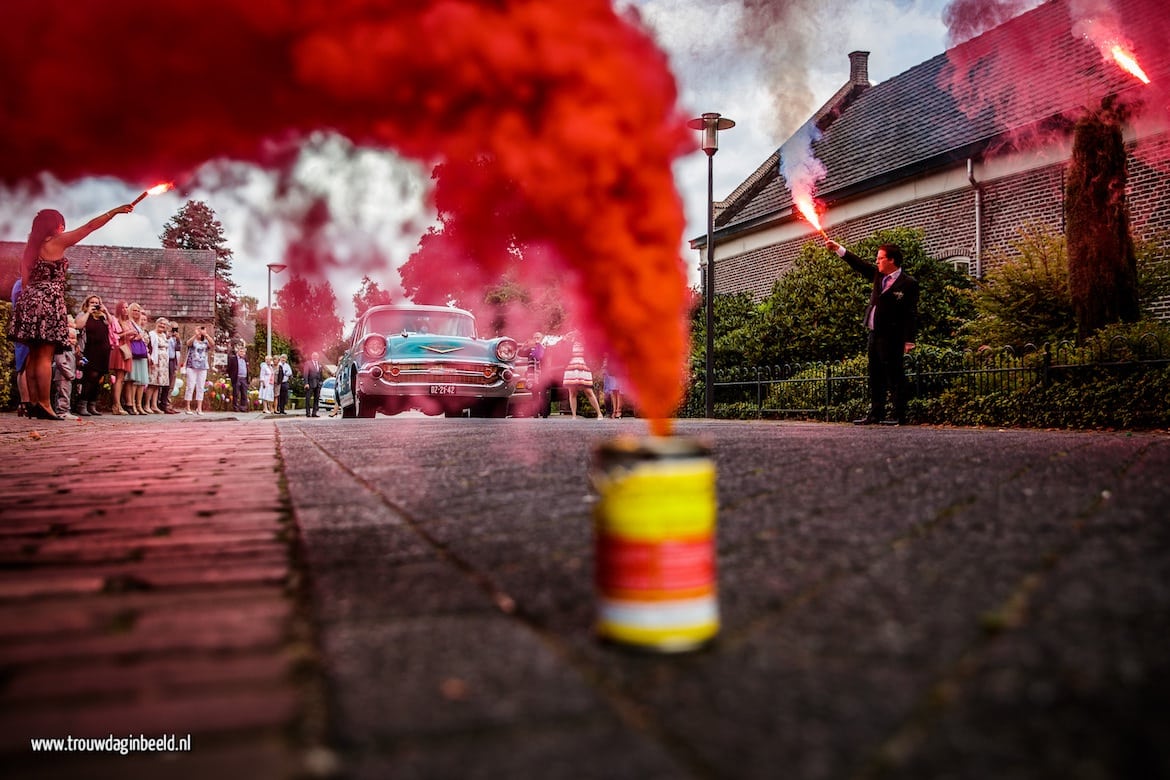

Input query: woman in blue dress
[8,204,133,419]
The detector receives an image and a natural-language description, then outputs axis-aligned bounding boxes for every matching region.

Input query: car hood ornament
[421,345,464,354]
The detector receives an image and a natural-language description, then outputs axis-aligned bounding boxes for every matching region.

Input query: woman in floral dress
[8,204,133,420]
[145,318,171,413]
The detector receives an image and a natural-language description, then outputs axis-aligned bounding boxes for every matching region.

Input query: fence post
[824,362,832,423]
[756,366,763,419]
[1043,343,1052,388]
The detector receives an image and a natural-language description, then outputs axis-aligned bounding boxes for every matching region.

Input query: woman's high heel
[31,404,64,421]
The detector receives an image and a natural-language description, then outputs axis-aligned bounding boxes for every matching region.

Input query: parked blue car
[335,304,519,418]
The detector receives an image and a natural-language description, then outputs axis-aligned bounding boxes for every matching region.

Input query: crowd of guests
[32,294,222,419]
[6,201,332,420]
[15,290,313,420]
[9,202,628,423]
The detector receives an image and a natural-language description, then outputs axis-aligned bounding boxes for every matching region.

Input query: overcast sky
[1,0,1036,325]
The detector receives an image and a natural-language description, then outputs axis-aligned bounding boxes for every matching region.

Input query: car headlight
[495,338,518,362]
[363,335,387,360]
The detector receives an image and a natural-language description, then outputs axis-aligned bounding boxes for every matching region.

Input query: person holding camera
[73,295,114,416]
[181,325,213,414]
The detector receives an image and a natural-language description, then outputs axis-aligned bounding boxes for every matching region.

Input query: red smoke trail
[940,0,1168,148]
[0,0,693,430]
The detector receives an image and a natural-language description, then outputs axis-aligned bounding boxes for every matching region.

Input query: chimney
[849,51,870,85]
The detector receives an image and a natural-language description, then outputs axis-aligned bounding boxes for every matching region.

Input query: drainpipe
[967,158,982,279]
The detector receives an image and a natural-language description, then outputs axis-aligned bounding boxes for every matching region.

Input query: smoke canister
[592,435,718,652]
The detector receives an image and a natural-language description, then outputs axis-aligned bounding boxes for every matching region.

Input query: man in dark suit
[226,346,250,412]
[303,351,324,417]
[825,239,919,425]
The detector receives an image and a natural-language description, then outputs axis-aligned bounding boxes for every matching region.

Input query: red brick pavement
[0,413,325,779]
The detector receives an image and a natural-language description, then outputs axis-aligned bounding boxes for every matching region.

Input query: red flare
[1110,44,1150,84]
[794,197,825,234]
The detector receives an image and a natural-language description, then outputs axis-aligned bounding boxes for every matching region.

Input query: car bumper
[355,368,515,399]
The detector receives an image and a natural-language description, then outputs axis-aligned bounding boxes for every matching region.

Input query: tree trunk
[1064,106,1140,341]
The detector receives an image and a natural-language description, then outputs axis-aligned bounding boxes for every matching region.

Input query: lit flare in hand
[794,196,826,235]
[131,182,174,206]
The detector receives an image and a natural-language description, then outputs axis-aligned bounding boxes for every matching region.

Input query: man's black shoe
[853,416,879,425]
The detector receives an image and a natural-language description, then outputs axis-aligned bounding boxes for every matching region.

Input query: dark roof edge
[717,52,873,219]
[692,138,1000,248]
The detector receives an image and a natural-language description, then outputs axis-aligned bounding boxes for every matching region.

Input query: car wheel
[355,391,376,419]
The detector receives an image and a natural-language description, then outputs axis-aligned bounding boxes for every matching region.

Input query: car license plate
[429,385,457,395]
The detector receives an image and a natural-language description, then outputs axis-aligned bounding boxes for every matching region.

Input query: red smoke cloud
[0,0,693,428]
[940,0,1169,144]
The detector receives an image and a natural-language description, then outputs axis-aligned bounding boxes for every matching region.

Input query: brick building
[1,242,216,340]
[696,0,1170,320]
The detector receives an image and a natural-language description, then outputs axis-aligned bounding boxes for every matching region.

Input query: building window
[942,255,972,276]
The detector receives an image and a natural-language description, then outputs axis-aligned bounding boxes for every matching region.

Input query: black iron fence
[684,332,1170,425]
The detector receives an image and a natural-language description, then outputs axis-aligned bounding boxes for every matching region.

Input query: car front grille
[377,362,498,386]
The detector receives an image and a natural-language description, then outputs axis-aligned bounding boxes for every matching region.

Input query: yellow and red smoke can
[592,436,718,652]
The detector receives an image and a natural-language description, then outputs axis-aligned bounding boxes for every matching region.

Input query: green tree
[160,200,238,345]
[481,274,566,338]
[352,275,395,319]
[1065,103,1140,340]
[252,323,298,369]
[690,291,763,373]
[274,274,342,360]
[749,227,975,366]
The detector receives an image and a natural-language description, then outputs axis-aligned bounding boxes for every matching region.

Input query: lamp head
[688,112,735,155]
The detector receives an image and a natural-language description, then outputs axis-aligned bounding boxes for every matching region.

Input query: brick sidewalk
[0,414,324,780]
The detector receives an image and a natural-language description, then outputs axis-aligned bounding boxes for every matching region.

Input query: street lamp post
[266,262,288,358]
[688,112,735,418]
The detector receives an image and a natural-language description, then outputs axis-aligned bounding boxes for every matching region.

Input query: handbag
[130,339,149,359]
[119,344,133,360]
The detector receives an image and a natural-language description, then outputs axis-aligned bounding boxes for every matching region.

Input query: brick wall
[1127,133,1170,239]
[716,130,1170,319]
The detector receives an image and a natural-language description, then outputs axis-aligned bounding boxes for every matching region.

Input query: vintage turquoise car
[335,304,519,418]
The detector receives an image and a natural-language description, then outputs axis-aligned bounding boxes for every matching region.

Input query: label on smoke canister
[592,436,718,652]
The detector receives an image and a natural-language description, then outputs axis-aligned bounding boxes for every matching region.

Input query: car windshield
[363,309,476,339]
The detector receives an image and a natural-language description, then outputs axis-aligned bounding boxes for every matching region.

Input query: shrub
[963,224,1076,350]
[0,301,13,409]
